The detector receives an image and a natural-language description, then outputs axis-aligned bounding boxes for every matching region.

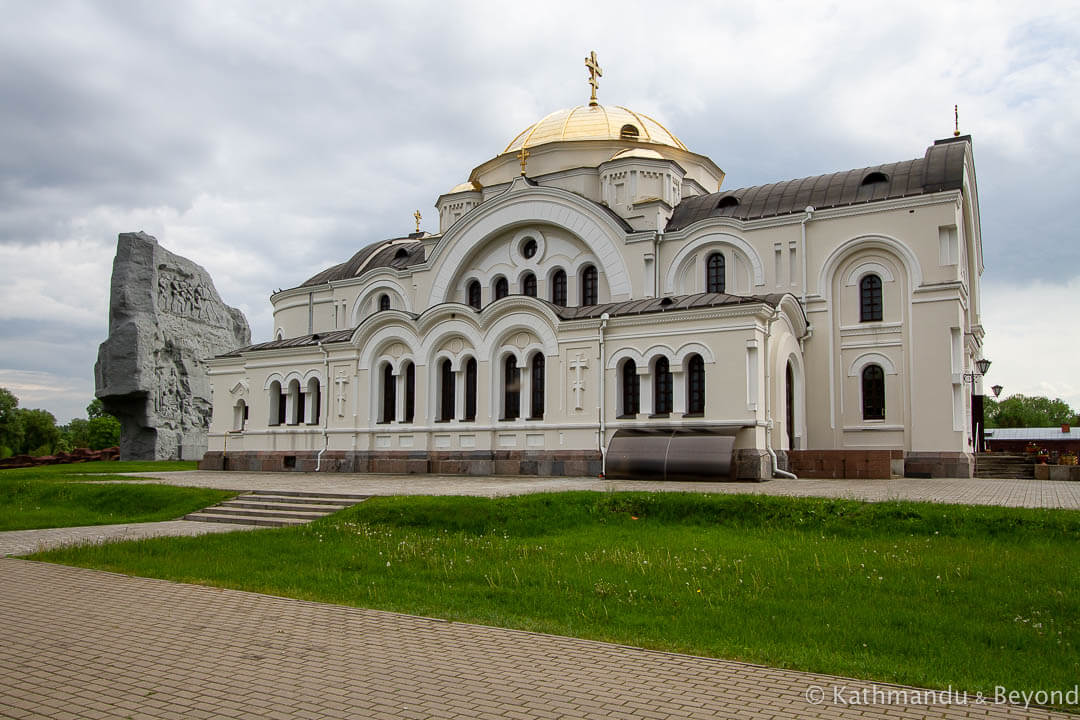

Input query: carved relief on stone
[96,231,251,461]
[157,267,224,325]
[569,351,589,411]
[334,369,349,417]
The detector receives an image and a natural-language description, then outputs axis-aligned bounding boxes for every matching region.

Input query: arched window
[522,272,537,297]
[467,280,482,310]
[706,253,725,293]
[860,274,883,322]
[862,364,885,420]
[551,269,567,307]
[439,358,455,422]
[620,124,639,140]
[464,357,477,421]
[305,377,321,425]
[503,355,520,420]
[381,364,396,423]
[233,399,248,431]
[404,362,415,423]
[581,265,598,306]
[378,294,390,311]
[686,354,705,415]
[621,360,639,417]
[268,381,283,426]
[529,354,545,419]
[494,277,509,301]
[786,361,795,449]
[654,357,673,416]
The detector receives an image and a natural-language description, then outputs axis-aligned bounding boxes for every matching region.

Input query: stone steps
[974,454,1035,479]
[184,490,370,527]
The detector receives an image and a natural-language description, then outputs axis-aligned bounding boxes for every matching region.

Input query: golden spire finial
[954,104,960,137]
[585,50,602,107]
[517,146,529,176]
[413,210,421,233]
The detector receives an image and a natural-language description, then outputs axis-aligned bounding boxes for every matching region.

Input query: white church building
[202,56,986,480]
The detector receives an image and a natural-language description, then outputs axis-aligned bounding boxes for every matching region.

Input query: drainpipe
[763,309,798,479]
[598,313,610,476]
[315,340,330,471]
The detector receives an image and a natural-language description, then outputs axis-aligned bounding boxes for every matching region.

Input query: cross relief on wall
[334,370,349,417]
[569,352,588,411]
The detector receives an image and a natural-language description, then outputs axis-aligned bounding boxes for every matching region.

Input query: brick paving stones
[1,559,1074,719]
[0,519,257,557]
[120,471,1080,510]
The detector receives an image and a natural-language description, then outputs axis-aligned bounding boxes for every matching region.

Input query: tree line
[0,388,121,458]
[984,394,1080,429]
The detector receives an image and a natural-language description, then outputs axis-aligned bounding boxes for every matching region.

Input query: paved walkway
[0,519,256,557]
[1,559,1072,720]
[120,470,1080,509]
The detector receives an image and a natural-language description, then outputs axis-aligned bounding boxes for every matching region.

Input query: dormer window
[620,124,639,140]
[861,171,888,186]
[717,195,739,210]
[394,247,409,260]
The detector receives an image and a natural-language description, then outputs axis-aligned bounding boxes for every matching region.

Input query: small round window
[522,238,537,259]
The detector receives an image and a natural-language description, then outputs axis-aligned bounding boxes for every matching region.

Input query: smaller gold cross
[413,210,421,232]
[517,146,529,176]
[585,50,602,106]
[953,104,960,137]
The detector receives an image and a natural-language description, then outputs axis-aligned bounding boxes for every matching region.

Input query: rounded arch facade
[427,187,633,304]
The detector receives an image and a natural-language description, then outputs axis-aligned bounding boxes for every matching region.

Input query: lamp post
[964,358,992,452]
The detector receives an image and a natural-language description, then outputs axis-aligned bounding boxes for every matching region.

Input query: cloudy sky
[1,1,1078,423]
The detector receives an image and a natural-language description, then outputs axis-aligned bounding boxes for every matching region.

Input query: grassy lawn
[30,492,1080,703]
[0,460,231,531]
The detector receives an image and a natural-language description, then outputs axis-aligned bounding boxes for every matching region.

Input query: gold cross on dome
[517,146,529,176]
[585,50,602,106]
[413,210,421,232]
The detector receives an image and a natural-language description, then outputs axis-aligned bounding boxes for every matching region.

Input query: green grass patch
[1,460,198,480]
[0,460,229,531]
[31,492,1080,704]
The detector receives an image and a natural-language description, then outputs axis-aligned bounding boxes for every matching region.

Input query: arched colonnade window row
[465,265,597,310]
[618,353,706,418]
[265,377,322,427]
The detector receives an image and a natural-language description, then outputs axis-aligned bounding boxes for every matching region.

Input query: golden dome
[504,104,687,154]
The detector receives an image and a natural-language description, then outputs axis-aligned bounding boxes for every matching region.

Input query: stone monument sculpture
[95,232,251,460]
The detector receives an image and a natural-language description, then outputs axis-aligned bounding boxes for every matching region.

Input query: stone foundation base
[902,451,974,479]
[200,450,603,477]
[733,449,771,482]
[787,450,905,479]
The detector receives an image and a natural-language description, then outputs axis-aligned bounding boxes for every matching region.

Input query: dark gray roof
[299,196,631,291]
[301,234,427,288]
[221,292,791,357]
[666,136,971,231]
[548,291,789,320]
[219,328,356,357]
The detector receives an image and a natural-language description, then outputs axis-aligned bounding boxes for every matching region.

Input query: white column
[672,370,687,416]
[305,386,317,424]
[639,372,654,416]
[285,387,298,425]
[394,373,405,423]
[520,363,532,419]
[454,370,466,421]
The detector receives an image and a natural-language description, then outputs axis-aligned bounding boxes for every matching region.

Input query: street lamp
[964,358,992,453]
[991,384,1003,398]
